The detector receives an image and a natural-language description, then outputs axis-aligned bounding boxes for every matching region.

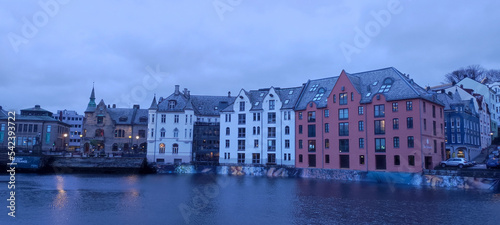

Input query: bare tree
[445,64,486,84]
[486,69,500,82]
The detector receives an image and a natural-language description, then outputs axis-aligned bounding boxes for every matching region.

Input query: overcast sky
[2,0,500,114]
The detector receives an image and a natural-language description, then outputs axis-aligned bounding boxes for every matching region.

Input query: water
[2,174,500,225]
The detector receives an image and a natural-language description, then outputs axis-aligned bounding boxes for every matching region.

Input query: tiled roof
[295,77,338,110]
[156,92,235,116]
[276,86,304,109]
[107,108,148,125]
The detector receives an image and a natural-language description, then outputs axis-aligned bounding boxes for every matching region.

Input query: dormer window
[119,116,128,122]
[168,100,176,109]
[378,78,394,93]
[139,116,148,123]
[312,88,326,101]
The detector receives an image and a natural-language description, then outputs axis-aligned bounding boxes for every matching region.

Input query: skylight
[255,102,260,106]
[312,88,326,101]
[372,81,378,86]
[289,90,294,95]
[260,93,264,97]
[284,100,290,104]
[378,85,391,93]
[366,93,371,97]
[309,84,319,92]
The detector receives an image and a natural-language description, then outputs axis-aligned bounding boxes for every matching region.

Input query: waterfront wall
[155,164,499,191]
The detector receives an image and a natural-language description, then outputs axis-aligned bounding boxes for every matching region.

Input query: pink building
[295,68,445,173]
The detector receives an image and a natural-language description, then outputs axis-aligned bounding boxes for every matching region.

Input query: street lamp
[128,136,132,154]
[63,133,68,151]
[135,135,140,153]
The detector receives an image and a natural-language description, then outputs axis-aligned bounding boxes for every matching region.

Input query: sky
[1,0,500,114]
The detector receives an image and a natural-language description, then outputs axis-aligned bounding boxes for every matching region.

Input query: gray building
[53,110,84,151]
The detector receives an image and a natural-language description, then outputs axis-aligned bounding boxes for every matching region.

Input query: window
[339,139,349,153]
[139,130,146,138]
[160,128,166,138]
[268,140,276,151]
[333,95,336,103]
[308,140,316,152]
[375,155,386,170]
[351,92,354,101]
[254,139,259,148]
[393,137,400,148]
[325,123,330,133]
[359,155,365,165]
[340,155,349,169]
[252,153,260,164]
[359,138,364,148]
[393,118,399,129]
[339,109,349,120]
[423,102,426,112]
[238,114,246,124]
[114,129,125,138]
[374,105,385,117]
[253,113,261,121]
[226,127,230,136]
[268,112,276,124]
[238,153,245,163]
[97,116,103,124]
[324,109,329,118]
[238,128,246,138]
[432,105,436,118]
[269,100,275,110]
[239,102,245,111]
[159,143,165,153]
[173,128,178,138]
[424,119,427,130]
[299,125,303,134]
[285,126,290,135]
[299,140,303,149]
[268,127,276,138]
[174,115,179,123]
[299,112,303,120]
[308,125,316,137]
[394,155,400,166]
[238,140,245,151]
[339,93,348,105]
[172,144,179,154]
[325,155,330,164]
[299,154,303,163]
[375,138,386,152]
[95,129,104,137]
[408,136,414,148]
[225,140,230,148]
[285,139,290,149]
[358,106,364,115]
[307,111,316,122]
[406,101,413,111]
[407,117,413,129]
[408,155,415,166]
[257,126,260,135]
[392,102,398,112]
[161,114,166,123]
[358,121,364,131]
[339,123,349,136]
[374,120,385,134]
[433,121,437,136]
[325,139,330,149]
[168,100,176,109]
[308,154,316,167]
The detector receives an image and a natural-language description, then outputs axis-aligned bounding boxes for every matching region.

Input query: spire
[85,84,97,113]
[149,94,158,110]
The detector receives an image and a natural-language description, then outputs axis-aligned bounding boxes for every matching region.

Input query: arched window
[285,126,290,135]
[173,143,179,154]
[257,126,260,135]
[253,127,256,135]
[95,129,104,137]
[159,143,165,153]
[168,100,177,109]
[160,128,166,138]
[226,127,230,136]
[173,128,179,138]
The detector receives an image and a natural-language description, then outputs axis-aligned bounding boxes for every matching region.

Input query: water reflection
[52,175,67,209]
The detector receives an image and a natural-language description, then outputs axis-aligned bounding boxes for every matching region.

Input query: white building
[219,86,303,167]
[488,81,500,125]
[457,78,497,139]
[53,110,84,151]
[147,85,235,164]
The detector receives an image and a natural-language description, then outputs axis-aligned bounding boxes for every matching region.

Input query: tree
[445,64,486,84]
[486,69,500,82]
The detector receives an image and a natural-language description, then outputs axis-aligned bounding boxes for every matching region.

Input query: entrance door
[425,156,433,169]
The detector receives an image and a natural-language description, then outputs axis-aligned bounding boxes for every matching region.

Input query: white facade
[488,82,500,123]
[53,110,83,151]
[219,87,299,166]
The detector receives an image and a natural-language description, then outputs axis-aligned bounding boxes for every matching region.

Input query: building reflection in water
[53,175,67,209]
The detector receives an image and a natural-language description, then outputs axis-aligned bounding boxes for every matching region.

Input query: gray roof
[107,108,148,125]
[0,107,8,119]
[295,76,338,110]
[276,86,304,109]
[156,92,235,116]
[220,86,304,112]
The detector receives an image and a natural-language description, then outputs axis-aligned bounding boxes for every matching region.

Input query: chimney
[35,105,40,109]
[107,104,110,108]
[228,91,231,97]
[113,104,116,108]
[183,88,188,95]
[175,85,180,95]
[133,105,140,109]
[460,85,464,88]
[187,90,190,98]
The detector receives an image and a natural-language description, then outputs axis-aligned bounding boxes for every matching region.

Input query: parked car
[440,158,472,168]
[486,158,500,169]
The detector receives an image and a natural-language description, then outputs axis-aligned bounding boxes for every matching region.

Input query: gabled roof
[157,90,235,116]
[295,76,339,110]
[276,86,304,109]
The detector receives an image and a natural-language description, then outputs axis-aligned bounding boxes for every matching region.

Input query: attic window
[312,88,326,101]
[139,116,147,122]
[240,96,244,99]
[255,102,260,106]
[214,106,218,110]
[309,84,319,92]
[366,93,371,97]
[119,116,128,122]
[260,93,264,97]
[168,100,176,109]
[372,81,378,86]
[378,78,393,93]
[289,90,294,95]
[269,94,274,97]
[284,100,290,104]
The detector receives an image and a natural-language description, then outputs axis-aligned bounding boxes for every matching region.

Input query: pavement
[472,145,497,164]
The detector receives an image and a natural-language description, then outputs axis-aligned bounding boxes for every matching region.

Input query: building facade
[0,105,70,153]
[219,86,302,167]
[53,110,84,151]
[295,68,445,173]
[81,87,148,154]
[147,85,235,164]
